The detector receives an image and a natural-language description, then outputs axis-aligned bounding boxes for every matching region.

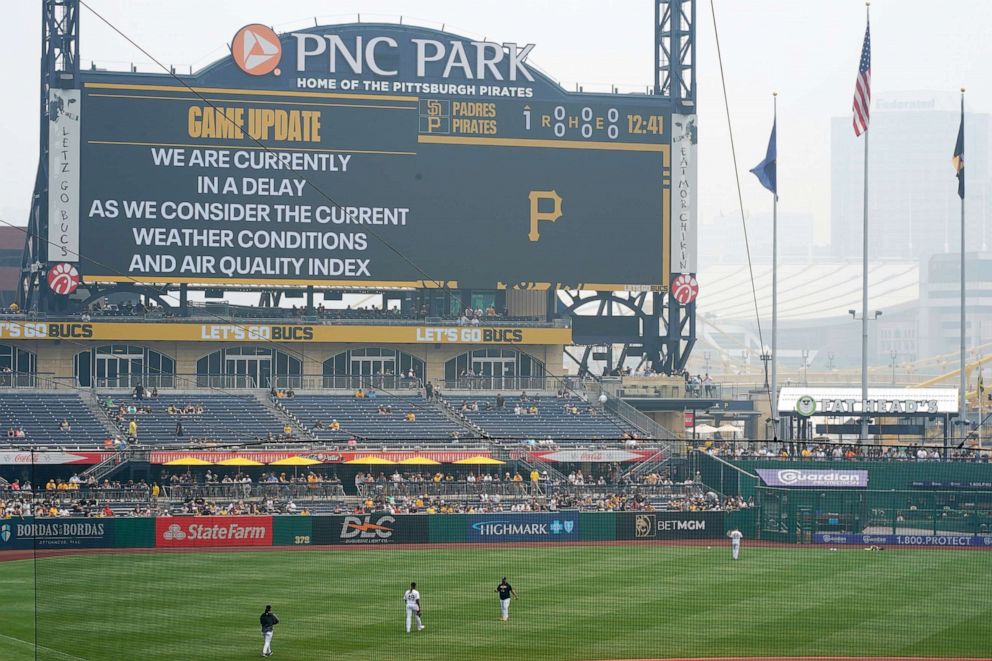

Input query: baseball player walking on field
[259,604,279,657]
[404,582,425,633]
[495,577,518,622]
[727,528,743,560]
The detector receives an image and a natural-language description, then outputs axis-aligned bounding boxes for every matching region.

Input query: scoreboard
[60,22,696,291]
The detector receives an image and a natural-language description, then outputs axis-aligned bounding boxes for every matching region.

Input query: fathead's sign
[156,516,272,547]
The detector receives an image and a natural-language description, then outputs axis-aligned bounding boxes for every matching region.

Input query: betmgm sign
[50,21,694,292]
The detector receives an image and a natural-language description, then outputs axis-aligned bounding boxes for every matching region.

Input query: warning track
[584,658,992,661]
[1,537,990,563]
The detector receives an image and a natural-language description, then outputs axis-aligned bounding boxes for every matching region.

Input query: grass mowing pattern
[2,545,990,660]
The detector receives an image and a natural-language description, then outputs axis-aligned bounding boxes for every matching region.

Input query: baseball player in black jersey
[260,605,279,657]
[495,577,518,622]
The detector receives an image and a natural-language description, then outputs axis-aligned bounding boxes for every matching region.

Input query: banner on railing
[0,451,105,465]
[148,450,494,465]
[528,449,657,463]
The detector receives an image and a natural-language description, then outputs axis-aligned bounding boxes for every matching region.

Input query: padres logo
[231,24,282,76]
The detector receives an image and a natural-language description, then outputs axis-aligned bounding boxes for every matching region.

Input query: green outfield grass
[2,545,990,660]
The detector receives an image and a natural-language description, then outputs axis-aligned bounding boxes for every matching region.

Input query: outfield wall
[0,512,737,551]
[699,456,992,497]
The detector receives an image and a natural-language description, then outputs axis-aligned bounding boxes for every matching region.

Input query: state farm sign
[155,516,272,547]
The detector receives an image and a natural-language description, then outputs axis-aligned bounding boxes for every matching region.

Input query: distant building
[0,227,23,308]
[699,210,818,267]
[831,91,990,261]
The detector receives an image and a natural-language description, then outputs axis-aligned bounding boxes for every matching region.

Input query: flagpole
[771,92,779,441]
[960,87,967,434]
[860,3,871,443]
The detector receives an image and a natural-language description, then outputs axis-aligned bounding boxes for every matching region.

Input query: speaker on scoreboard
[204,289,225,299]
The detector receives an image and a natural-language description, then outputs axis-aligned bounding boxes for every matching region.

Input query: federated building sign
[62,21,687,292]
[0,321,570,345]
[778,387,959,416]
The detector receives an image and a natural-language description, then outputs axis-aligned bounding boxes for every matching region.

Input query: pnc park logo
[232,24,282,76]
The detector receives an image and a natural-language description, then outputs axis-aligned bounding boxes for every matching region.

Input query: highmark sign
[0,321,570,345]
[778,387,959,416]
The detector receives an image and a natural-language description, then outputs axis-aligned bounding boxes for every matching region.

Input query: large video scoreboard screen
[59,22,695,291]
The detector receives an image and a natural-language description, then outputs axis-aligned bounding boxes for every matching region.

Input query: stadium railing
[162,482,346,501]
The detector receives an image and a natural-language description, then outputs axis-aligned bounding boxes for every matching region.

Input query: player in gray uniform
[404,582,425,633]
[259,605,279,657]
[727,528,743,560]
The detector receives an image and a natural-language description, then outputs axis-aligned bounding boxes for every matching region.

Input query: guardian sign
[757,469,869,489]
[67,22,685,292]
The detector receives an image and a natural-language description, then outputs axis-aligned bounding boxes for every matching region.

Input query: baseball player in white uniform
[404,581,425,633]
[727,528,743,560]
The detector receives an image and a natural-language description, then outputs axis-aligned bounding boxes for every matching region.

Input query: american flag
[852,19,871,136]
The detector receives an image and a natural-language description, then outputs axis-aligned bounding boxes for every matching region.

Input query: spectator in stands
[703,374,715,396]
[513,403,522,415]
[59,418,71,432]
[175,418,184,438]
[128,419,138,441]
[354,388,365,398]
[330,419,341,431]
[495,393,505,409]
[405,411,416,423]
[150,387,158,398]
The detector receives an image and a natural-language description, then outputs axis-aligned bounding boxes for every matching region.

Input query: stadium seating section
[0,392,110,445]
[103,394,286,444]
[0,391,641,448]
[277,394,470,442]
[454,396,638,440]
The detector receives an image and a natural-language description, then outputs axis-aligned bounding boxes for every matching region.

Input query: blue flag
[952,106,964,199]
[750,121,777,195]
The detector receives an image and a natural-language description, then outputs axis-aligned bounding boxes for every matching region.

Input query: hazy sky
[2,0,990,246]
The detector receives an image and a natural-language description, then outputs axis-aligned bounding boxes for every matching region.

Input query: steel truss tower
[19,0,81,310]
[565,0,696,376]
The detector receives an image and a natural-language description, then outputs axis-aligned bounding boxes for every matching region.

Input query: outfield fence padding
[0,512,741,552]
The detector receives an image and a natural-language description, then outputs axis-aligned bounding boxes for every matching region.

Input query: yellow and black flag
[952,103,964,199]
